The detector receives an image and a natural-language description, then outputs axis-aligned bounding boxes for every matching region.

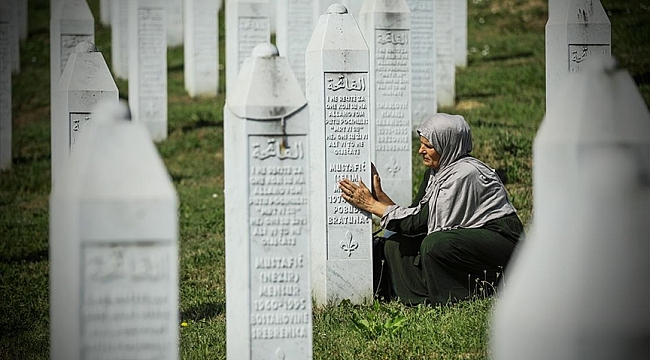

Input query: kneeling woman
[339,113,524,306]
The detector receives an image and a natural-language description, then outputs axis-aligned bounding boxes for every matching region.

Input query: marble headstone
[453,0,467,68]
[51,42,119,186]
[110,0,129,79]
[546,0,610,113]
[129,0,168,141]
[224,43,313,360]
[167,0,184,47]
[184,0,220,97]
[359,0,412,206]
[50,100,179,360]
[100,0,111,26]
[306,4,373,306]
[406,0,436,129]
[50,0,95,103]
[0,0,11,170]
[225,0,270,96]
[276,0,319,92]
[435,0,454,107]
[492,57,649,360]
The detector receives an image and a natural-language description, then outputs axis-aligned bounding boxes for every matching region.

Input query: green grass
[1,0,648,359]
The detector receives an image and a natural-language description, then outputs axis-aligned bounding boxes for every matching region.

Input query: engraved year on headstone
[50,100,179,360]
[224,43,313,360]
[306,4,373,306]
[359,0,413,207]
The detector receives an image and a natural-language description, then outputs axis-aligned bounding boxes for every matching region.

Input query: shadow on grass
[180,119,224,133]
[482,51,536,63]
[180,301,225,322]
[0,248,48,265]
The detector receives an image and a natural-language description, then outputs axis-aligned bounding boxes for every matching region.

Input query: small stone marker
[110,0,129,79]
[51,42,119,186]
[359,0,412,206]
[406,0,436,129]
[492,57,650,360]
[100,0,111,26]
[129,0,168,141]
[225,0,270,96]
[435,0,455,107]
[306,4,373,305]
[184,0,220,97]
[50,100,179,360]
[0,0,11,170]
[453,0,467,68]
[276,0,318,92]
[224,43,313,360]
[50,0,95,102]
[546,0,610,113]
[167,0,184,46]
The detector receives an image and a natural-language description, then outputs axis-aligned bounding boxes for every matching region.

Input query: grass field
[1,0,648,359]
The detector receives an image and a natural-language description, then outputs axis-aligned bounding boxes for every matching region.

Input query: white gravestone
[0,1,11,170]
[276,0,318,92]
[359,0,412,207]
[546,0,610,113]
[51,42,119,186]
[435,0,454,107]
[492,57,650,360]
[50,100,179,360]
[341,0,364,20]
[184,0,219,97]
[453,0,467,68]
[406,0,435,129]
[225,43,313,360]
[110,0,129,80]
[100,0,111,26]
[167,0,184,46]
[129,0,168,142]
[225,0,270,96]
[306,4,373,305]
[50,0,95,104]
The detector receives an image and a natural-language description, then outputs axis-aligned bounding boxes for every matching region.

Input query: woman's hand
[371,163,395,206]
[338,178,388,217]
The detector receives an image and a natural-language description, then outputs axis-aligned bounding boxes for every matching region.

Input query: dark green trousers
[381,213,524,306]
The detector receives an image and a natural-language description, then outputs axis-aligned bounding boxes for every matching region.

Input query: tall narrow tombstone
[51,42,119,186]
[306,4,373,305]
[110,0,129,79]
[50,0,95,103]
[18,0,27,41]
[435,0,454,107]
[167,0,184,47]
[453,0,467,68]
[0,0,11,170]
[50,100,179,360]
[225,0,270,96]
[224,43,313,360]
[359,0,412,206]
[100,0,111,26]
[276,0,318,92]
[546,0,610,113]
[492,57,650,360]
[129,0,168,141]
[406,0,435,129]
[184,0,219,97]
[9,0,19,73]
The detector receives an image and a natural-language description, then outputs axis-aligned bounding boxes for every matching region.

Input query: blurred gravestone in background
[306,4,373,306]
[406,0,436,129]
[0,0,11,170]
[167,0,184,47]
[453,0,467,68]
[184,0,220,97]
[111,0,129,80]
[435,0,455,107]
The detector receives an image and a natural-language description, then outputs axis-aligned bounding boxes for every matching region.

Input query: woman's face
[418,136,441,170]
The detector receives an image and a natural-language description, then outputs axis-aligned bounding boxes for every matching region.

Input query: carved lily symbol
[340,231,359,257]
[386,156,401,177]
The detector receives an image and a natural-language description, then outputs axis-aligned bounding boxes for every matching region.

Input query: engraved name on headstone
[225,43,313,360]
[406,0,435,129]
[306,4,373,305]
[111,0,129,79]
[276,0,318,92]
[435,0,455,107]
[0,2,11,170]
[129,0,168,141]
[360,0,413,206]
[184,0,219,97]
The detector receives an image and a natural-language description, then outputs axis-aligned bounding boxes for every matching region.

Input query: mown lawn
[1,0,648,359]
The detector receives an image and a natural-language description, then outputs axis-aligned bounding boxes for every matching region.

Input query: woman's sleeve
[380,202,430,235]
[410,168,431,207]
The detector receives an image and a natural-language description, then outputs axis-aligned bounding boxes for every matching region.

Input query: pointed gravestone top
[73,41,97,53]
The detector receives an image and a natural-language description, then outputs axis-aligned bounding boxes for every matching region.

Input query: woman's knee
[420,232,456,259]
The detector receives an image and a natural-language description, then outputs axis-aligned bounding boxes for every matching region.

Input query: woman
[338,113,524,306]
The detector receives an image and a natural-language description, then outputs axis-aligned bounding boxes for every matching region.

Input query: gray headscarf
[381,113,516,233]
